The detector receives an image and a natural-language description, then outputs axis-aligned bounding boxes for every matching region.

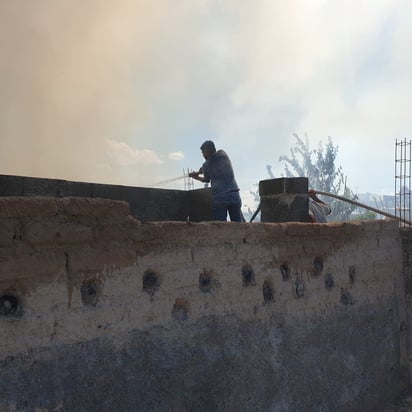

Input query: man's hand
[308,189,316,199]
[189,170,205,182]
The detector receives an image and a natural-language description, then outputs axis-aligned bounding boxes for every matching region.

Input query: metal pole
[315,190,412,226]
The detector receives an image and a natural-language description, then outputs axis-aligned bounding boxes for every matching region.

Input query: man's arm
[309,189,331,215]
[189,169,207,183]
[309,189,326,205]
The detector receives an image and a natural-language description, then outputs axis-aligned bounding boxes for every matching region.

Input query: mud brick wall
[0,174,212,222]
[0,197,408,412]
[400,228,412,383]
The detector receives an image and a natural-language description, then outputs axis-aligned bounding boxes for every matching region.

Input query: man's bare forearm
[188,170,207,183]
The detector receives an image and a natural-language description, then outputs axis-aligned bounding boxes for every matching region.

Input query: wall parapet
[0,196,408,411]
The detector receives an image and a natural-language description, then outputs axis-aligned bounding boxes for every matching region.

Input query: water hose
[249,190,411,225]
[315,190,411,225]
[150,175,186,187]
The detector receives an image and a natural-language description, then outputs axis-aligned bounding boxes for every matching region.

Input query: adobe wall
[0,174,212,222]
[0,196,408,411]
[400,229,412,382]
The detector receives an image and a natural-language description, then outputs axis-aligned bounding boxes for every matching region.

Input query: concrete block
[187,188,212,222]
[0,175,24,196]
[141,189,187,221]
[147,188,184,204]
[142,203,161,221]
[128,188,184,221]
[159,203,185,221]
[22,176,61,197]
[91,183,127,201]
[127,187,151,203]
[129,204,149,221]
[59,180,93,197]
[0,175,204,222]
[259,177,308,196]
[260,194,309,223]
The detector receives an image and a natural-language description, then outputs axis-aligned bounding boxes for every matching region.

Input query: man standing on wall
[189,140,243,222]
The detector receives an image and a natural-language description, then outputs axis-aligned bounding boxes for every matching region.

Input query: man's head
[200,140,216,159]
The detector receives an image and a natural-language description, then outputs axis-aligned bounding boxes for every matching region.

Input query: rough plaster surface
[0,196,408,411]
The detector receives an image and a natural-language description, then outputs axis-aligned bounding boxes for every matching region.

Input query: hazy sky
[1,0,411,209]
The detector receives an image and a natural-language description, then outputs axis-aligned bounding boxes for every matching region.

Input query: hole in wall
[171,298,189,321]
[313,257,324,277]
[324,273,334,290]
[0,293,22,317]
[295,278,305,298]
[143,270,160,297]
[349,266,356,284]
[340,288,354,305]
[199,272,211,292]
[199,270,221,293]
[81,279,101,307]
[280,263,290,281]
[262,280,275,304]
[242,264,256,287]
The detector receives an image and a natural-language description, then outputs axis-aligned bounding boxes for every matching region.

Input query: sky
[1,0,412,212]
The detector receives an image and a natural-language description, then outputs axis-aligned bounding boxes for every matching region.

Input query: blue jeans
[212,191,242,222]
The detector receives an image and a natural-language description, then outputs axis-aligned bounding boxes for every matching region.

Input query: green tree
[356,210,377,220]
[277,134,364,222]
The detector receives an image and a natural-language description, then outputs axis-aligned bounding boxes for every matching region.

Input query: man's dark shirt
[201,150,239,197]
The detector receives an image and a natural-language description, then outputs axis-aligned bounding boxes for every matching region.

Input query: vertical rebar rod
[404,139,407,224]
[395,138,398,221]
[401,138,406,224]
[395,138,412,227]
[402,139,404,224]
[405,139,411,225]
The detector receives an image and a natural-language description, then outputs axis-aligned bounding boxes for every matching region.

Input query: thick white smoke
[0,0,411,193]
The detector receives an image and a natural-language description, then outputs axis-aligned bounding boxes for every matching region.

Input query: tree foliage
[245,133,376,222]
[277,134,369,221]
[279,133,345,194]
